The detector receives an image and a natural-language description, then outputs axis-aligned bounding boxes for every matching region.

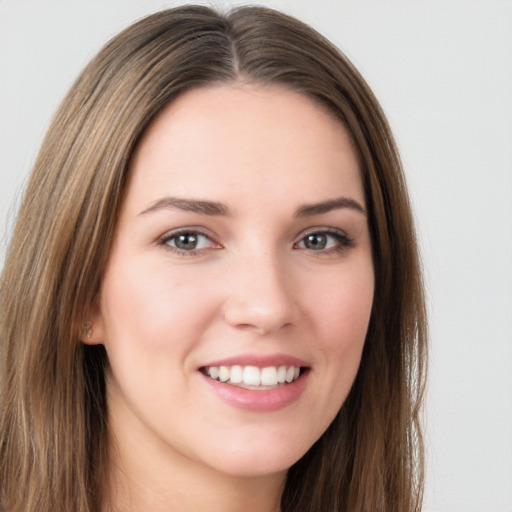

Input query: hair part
[0,5,427,512]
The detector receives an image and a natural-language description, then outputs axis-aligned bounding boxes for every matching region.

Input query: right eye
[159,230,220,255]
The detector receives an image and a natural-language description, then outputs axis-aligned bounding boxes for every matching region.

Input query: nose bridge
[222,245,296,333]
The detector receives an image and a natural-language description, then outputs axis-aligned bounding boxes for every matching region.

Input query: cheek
[294,263,374,442]
[310,264,374,352]
[99,259,221,355]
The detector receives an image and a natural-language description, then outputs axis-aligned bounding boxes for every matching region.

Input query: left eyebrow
[294,197,367,217]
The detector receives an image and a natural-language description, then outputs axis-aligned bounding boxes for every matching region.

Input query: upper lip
[199,353,309,369]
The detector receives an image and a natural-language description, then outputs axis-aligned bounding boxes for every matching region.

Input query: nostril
[223,298,297,335]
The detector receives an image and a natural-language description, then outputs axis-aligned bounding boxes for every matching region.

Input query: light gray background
[1,1,511,511]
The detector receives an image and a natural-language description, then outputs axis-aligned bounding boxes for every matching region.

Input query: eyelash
[158,227,355,257]
[294,228,355,255]
[159,228,220,256]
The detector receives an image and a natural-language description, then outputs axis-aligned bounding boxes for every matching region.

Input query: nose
[222,251,298,335]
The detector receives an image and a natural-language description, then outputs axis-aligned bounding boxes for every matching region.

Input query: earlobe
[80,318,104,345]
[82,321,93,340]
[80,300,106,345]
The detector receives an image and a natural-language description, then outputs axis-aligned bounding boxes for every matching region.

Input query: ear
[80,297,106,345]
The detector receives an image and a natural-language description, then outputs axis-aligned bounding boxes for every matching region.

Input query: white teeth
[261,366,278,386]
[219,366,230,382]
[230,365,243,384]
[204,364,302,387]
[277,366,287,383]
[243,366,261,386]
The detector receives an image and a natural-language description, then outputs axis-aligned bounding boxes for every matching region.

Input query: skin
[86,83,375,512]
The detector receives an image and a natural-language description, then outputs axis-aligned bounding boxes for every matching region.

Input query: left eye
[296,231,352,252]
[162,231,216,252]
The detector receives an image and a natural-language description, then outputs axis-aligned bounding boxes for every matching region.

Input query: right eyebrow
[138,196,230,216]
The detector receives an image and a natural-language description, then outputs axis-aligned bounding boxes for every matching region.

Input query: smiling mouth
[200,365,305,389]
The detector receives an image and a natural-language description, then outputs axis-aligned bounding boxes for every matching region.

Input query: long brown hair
[0,5,427,512]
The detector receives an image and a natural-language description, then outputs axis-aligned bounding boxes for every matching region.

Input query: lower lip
[201,371,309,412]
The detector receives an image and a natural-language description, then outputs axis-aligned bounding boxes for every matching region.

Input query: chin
[199,434,314,479]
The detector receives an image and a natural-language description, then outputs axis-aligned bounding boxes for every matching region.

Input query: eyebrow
[294,197,366,217]
[139,197,230,216]
[139,195,366,218]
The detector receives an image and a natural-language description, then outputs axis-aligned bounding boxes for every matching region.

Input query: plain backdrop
[1,1,511,511]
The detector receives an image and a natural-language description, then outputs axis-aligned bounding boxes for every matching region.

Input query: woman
[0,5,427,512]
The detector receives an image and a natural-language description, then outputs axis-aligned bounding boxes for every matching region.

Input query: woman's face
[89,84,374,479]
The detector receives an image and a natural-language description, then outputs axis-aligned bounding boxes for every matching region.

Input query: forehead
[125,83,364,214]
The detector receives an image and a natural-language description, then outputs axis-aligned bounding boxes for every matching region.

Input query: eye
[295,229,354,254]
[160,229,220,255]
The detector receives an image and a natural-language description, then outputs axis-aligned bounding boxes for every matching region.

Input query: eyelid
[158,227,222,255]
[295,226,351,242]
[156,225,355,257]
[294,226,355,253]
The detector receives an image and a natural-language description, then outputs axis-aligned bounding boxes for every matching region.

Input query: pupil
[176,233,197,250]
[305,234,326,250]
